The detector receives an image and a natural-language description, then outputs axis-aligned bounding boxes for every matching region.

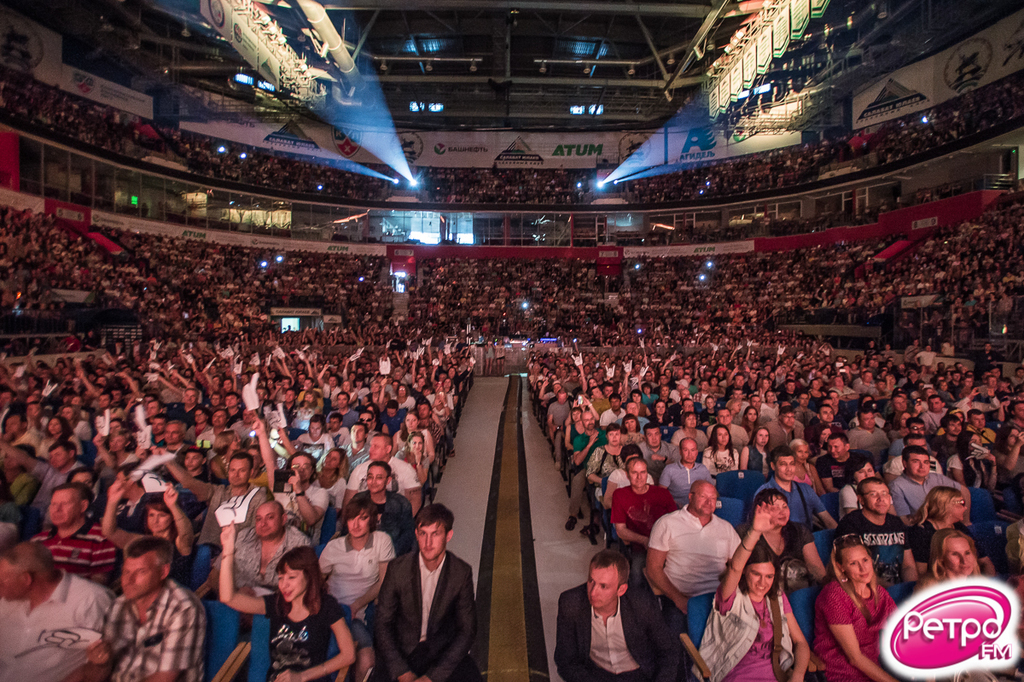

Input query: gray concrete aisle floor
[521,387,595,682]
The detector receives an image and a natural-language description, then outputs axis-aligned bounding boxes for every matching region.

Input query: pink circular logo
[889,585,1011,669]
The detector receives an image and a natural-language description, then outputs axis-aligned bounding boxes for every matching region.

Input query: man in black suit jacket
[555,550,679,682]
[374,504,481,682]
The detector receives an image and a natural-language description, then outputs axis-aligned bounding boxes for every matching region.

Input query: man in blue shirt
[658,437,712,508]
[889,446,970,524]
[757,446,837,530]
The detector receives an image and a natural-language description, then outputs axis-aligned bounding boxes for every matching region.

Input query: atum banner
[622,240,755,258]
[853,7,1024,128]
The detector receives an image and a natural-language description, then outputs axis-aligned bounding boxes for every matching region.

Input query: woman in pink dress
[813,534,898,682]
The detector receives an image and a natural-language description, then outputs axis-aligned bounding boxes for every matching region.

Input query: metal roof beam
[379,74,702,88]
[323,1,714,18]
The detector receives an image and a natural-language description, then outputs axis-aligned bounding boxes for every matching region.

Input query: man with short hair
[599,394,627,428]
[1,438,78,514]
[373,504,480,682]
[32,483,117,584]
[758,448,837,530]
[638,424,673,482]
[227,500,310,592]
[834,477,916,587]
[353,461,415,555]
[716,408,749,450]
[883,434,940,482]
[610,458,676,584]
[765,405,804,451]
[74,537,205,682]
[966,409,997,446]
[547,388,572,443]
[282,452,329,539]
[921,394,948,436]
[846,405,890,454]
[930,414,963,466]
[555,549,679,682]
[658,438,712,508]
[0,541,113,681]
[888,417,927,461]
[646,480,740,635]
[816,433,853,493]
[347,422,372,468]
[346,433,422,514]
[890,446,969,524]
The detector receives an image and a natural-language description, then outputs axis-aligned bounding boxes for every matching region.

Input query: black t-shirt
[263,593,346,682]
[835,510,910,586]
[737,522,813,564]
[816,454,851,489]
[907,521,985,565]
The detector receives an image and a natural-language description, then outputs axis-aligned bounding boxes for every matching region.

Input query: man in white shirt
[0,541,113,681]
[645,480,740,636]
[345,433,422,514]
[599,394,628,428]
[283,452,330,540]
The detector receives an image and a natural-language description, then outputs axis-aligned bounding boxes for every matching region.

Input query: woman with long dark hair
[220,523,356,682]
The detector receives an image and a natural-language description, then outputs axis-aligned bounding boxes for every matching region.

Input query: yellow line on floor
[486,377,531,682]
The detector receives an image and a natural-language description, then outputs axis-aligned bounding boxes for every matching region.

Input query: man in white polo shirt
[645,480,740,636]
[344,433,422,514]
[0,541,113,681]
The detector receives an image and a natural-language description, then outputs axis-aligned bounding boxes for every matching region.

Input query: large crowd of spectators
[3,64,1024,208]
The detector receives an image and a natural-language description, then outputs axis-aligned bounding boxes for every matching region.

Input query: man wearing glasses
[283,452,330,539]
[834,476,917,587]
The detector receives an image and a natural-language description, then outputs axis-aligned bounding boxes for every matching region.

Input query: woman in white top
[310,448,349,511]
[838,454,876,519]
[703,424,740,477]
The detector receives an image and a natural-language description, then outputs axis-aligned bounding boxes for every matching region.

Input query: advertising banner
[0,8,62,86]
[772,4,791,57]
[743,43,757,88]
[623,240,755,258]
[59,66,153,119]
[853,7,1024,128]
[200,0,283,89]
[757,27,773,74]
[790,0,810,40]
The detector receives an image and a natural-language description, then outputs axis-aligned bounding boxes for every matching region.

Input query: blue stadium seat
[19,505,41,540]
[819,492,840,521]
[190,543,214,591]
[970,521,1010,576]
[714,497,744,527]
[1005,486,1023,516]
[715,470,766,516]
[970,488,998,524]
[813,529,835,566]
[685,592,716,649]
[886,581,916,605]
[204,600,242,682]
[788,585,821,641]
[81,440,98,468]
[320,506,338,546]
[248,615,272,682]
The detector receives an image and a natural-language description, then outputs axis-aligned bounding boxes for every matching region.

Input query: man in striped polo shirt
[32,482,116,585]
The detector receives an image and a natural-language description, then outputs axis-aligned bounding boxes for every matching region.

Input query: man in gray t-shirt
[546,389,572,441]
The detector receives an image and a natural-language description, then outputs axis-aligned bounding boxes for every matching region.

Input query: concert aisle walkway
[436,376,592,682]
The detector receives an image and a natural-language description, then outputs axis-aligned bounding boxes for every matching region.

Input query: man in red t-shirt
[32,482,116,584]
[610,456,677,585]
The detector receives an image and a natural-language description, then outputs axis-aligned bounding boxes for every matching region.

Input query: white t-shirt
[838,484,860,518]
[319,531,395,617]
[282,486,331,540]
[310,477,347,511]
[648,508,740,597]
[347,458,420,494]
[0,572,113,681]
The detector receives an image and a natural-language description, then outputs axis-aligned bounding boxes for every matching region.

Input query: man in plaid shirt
[70,536,205,682]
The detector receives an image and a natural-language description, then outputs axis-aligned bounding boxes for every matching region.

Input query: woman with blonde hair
[310,448,349,511]
[907,486,995,577]
[813,534,898,682]
[915,528,982,592]
[790,439,824,494]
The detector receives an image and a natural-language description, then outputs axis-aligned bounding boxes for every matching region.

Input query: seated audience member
[946,430,997,492]
[320,497,396,682]
[1,438,78,514]
[915,528,983,592]
[3,443,40,506]
[765,405,804,452]
[639,423,675,481]
[600,445,648,509]
[736,489,827,591]
[838,454,876,519]
[166,446,272,548]
[0,541,113,681]
[757,447,837,530]
[310,447,349,510]
[281,452,330,540]
[221,500,310,593]
[739,427,770,476]
[610,457,677,583]
[659,437,712,508]
[790,439,824,494]
[886,417,927,463]
[882,433,938,482]
[845,404,890,455]
[703,424,740,478]
[566,412,607,533]
[353,461,415,555]
[646,480,740,635]
[816,433,853,494]
[814,534,899,682]
[74,537,206,682]
[554,549,679,682]
[0,478,19,552]
[889,446,969,524]
[907,486,994,577]
[32,482,116,584]
[586,423,628,500]
[345,433,422,515]
[835,477,916,587]
[373,504,482,682]
[102,479,195,586]
[698,501,811,682]
[220,524,356,682]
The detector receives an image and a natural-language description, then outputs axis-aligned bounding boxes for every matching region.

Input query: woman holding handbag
[699,500,811,682]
